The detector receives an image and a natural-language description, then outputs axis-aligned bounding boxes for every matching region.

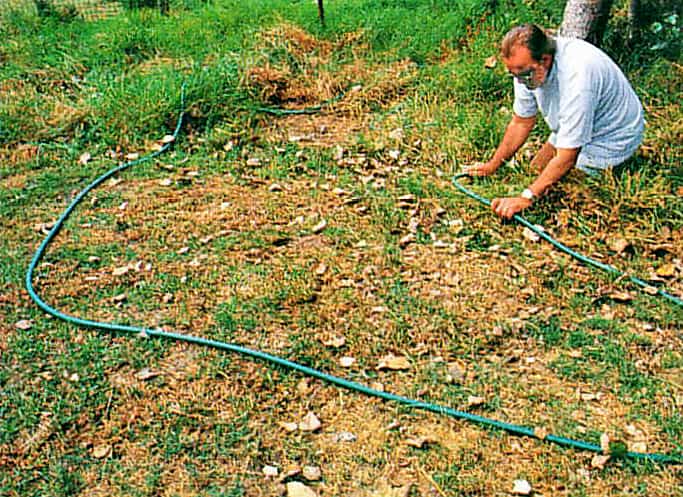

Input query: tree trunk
[559,0,615,47]
[318,0,325,27]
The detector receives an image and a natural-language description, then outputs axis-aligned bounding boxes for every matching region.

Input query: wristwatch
[521,188,535,201]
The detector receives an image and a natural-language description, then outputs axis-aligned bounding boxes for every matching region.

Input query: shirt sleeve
[554,88,595,149]
[512,80,538,118]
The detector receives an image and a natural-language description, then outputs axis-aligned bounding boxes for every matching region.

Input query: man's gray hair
[501,24,556,61]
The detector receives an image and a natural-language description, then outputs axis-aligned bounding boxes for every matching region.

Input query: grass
[2,0,683,496]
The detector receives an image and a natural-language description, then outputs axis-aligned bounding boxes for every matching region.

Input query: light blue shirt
[513,37,645,173]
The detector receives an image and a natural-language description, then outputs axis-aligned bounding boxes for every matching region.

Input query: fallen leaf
[600,433,610,453]
[534,426,549,440]
[92,444,112,459]
[606,237,631,254]
[466,395,486,407]
[446,362,465,384]
[112,293,127,303]
[279,466,302,482]
[405,436,436,448]
[279,422,298,433]
[298,412,321,432]
[15,320,33,330]
[376,354,411,371]
[262,465,279,477]
[522,226,541,242]
[322,336,345,348]
[511,479,532,495]
[246,158,261,166]
[371,381,385,392]
[302,466,322,481]
[579,392,603,402]
[628,441,647,453]
[332,431,357,443]
[398,233,415,247]
[79,152,91,165]
[655,263,676,278]
[161,134,175,144]
[286,481,318,497]
[113,266,130,276]
[339,357,356,367]
[135,368,161,381]
[644,285,660,295]
[369,480,413,497]
[389,128,404,140]
[312,219,327,233]
[608,291,633,303]
[591,454,610,469]
[484,55,497,68]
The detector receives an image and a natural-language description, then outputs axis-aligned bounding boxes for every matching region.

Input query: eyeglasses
[509,68,535,86]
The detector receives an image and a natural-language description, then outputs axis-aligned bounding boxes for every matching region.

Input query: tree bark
[559,0,615,47]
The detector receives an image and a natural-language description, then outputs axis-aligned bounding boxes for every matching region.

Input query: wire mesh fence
[0,0,176,20]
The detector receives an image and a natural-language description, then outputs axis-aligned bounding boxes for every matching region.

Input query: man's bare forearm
[488,114,536,169]
[528,147,578,196]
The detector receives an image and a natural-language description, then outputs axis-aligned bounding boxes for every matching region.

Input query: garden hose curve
[25,88,681,465]
[451,173,683,308]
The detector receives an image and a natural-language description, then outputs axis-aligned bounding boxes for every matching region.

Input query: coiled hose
[25,89,681,465]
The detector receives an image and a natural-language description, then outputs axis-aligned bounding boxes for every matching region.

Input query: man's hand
[462,161,498,177]
[491,196,532,219]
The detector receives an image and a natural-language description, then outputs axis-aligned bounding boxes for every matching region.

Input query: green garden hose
[451,173,683,308]
[25,88,681,465]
